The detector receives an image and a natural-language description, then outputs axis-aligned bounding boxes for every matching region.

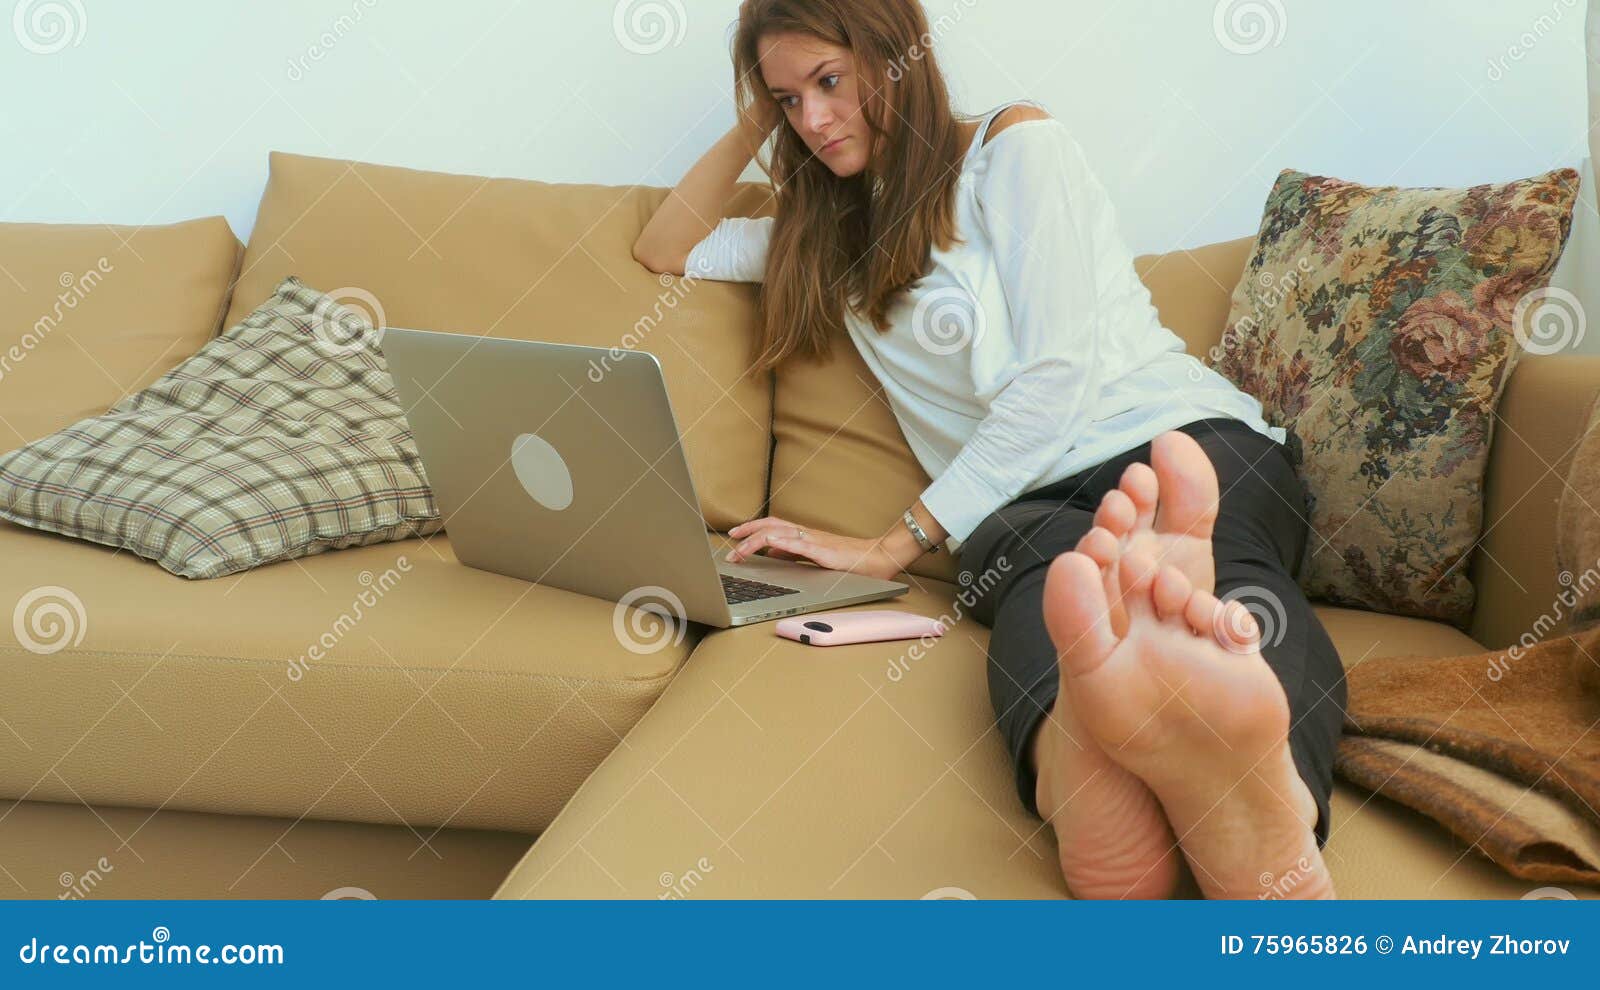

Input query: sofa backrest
[1132,237,1252,358]
[217,156,1584,642]
[1473,353,1600,649]
[0,218,240,452]
[224,152,776,531]
[765,236,1256,583]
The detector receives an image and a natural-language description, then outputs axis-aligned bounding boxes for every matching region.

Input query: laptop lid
[380,328,733,625]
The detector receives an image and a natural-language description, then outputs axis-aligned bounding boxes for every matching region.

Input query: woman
[633,0,1346,900]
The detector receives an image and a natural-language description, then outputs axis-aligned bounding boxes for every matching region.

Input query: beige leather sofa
[1,152,1594,900]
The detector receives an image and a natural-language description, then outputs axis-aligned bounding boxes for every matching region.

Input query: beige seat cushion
[0,798,531,900]
[0,522,692,834]
[495,587,1581,899]
[1316,605,1489,668]
[0,217,241,452]
[225,153,774,530]
[765,238,1254,584]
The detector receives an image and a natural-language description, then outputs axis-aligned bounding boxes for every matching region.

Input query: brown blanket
[1335,627,1600,885]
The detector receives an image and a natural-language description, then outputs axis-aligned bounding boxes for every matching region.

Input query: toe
[1093,489,1137,539]
[1115,550,1162,621]
[1043,552,1120,678]
[1150,432,1219,543]
[1118,463,1159,531]
[1078,527,1132,637]
[1217,600,1262,653]
[1151,565,1193,622]
[1074,526,1121,569]
[1183,586,1226,638]
[1185,587,1260,652]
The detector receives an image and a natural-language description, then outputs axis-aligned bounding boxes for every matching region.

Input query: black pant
[957,417,1346,845]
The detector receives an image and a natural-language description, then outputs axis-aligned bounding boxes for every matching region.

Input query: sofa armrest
[1471,354,1600,648]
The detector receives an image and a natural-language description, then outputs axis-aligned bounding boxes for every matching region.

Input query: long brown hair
[732,0,968,370]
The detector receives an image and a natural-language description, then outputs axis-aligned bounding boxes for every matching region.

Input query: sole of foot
[1043,548,1333,900]
[1033,669,1183,899]
[1031,526,1183,900]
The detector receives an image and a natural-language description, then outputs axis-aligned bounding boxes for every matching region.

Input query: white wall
[2,0,1590,260]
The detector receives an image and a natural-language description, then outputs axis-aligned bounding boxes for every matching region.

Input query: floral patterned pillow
[1211,167,1579,627]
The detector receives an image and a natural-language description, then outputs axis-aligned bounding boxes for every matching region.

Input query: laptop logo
[510,432,574,511]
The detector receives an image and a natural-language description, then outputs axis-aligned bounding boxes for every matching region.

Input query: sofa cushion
[1211,168,1580,627]
[1473,354,1600,648]
[764,239,1255,586]
[1557,391,1600,632]
[0,277,439,579]
[225,152,774,531]
[0,798,532,900]
[494,586,1567,898]
[0,217,241,453]
[1133,237,1252,357]
[0,521,691,833]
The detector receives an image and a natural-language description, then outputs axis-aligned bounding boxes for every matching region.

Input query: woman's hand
[632,97,780,276]
[737,92,783,150]
[726,516,904,581]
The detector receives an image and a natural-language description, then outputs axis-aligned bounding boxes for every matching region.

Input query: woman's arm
[632,104,778,276]
[917,116,1107,545]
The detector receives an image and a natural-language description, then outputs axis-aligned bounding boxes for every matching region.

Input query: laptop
[380,329,908,627]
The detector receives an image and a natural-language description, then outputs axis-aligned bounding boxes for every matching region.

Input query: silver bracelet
[902,509,939,554]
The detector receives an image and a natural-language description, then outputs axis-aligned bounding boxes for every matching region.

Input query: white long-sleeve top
[686,101,1284,547]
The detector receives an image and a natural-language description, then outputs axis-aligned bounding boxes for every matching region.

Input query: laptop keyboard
[721,574,800,605]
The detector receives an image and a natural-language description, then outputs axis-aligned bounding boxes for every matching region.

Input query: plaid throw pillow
[0,276,441,579]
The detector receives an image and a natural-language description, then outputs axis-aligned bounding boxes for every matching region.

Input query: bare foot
[1043,547,1332,899]
[1088,432,1220,636]
[1030,431,1262,899]
[1031,526,1182,900]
